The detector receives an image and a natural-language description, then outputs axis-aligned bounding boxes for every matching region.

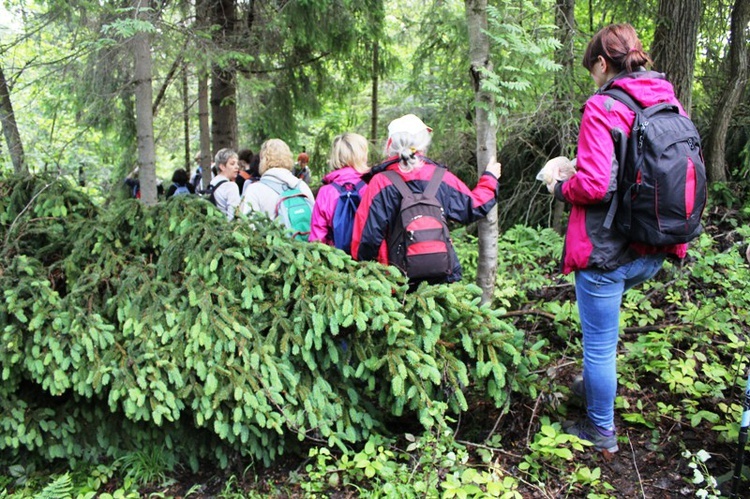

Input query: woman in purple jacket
[308,133,370,250]
[544,24,689,454]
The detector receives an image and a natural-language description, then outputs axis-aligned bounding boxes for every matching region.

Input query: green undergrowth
[3,173,750,497]
[0,174,545,472]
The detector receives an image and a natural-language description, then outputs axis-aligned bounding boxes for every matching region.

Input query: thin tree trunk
[132,2,157,206]
[705,0,750,183]
[153,53,184,117]
[370,42,379,145]
[182,61,190,171]
[0,64,26,174]
[198,73,211,190]
[195,0,212,189]
[466,0,498,304]
[210,0,237,151]
[651,0,702,113]
[552,0,576,234]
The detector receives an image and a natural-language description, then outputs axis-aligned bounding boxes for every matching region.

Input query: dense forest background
[2,0,750,498]
[1,0,748,216]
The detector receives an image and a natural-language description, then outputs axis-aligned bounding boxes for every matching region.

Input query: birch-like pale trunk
[466,0,498,304]
[552,0,576,234]
[132,2,157,206]
[0,64,26,174]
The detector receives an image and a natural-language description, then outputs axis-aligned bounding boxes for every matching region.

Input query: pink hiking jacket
[308,166,368,246]
[554,71,689,274]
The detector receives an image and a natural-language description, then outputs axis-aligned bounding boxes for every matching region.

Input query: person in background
[240,153,262,197]
[309,133,370,249]
[543,23,689,455]
[240,139,314,219]
[235,148,256,193]
[191,152,204,191]
[293,151,312,184]
[209,148,241,220]
[351,114,501,284]
[166,168,195,198]
[124,166,140,198]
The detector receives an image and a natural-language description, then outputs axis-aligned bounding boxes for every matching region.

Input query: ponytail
[622,46,652,73]
[385,130,432,173]
[583,23,652,73]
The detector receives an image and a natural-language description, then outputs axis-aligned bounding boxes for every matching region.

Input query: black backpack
[383,168,453,283]
[602,88,707,246]
[204,179,228,206]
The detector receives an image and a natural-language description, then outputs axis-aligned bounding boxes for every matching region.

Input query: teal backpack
[260,178,313,241]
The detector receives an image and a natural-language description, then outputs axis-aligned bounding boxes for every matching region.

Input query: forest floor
[113,205,750,498]
[148,323,745,497]
[147,384,739,498]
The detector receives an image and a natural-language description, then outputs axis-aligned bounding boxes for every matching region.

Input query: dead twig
[525,395,543,448]
[499,309,556,321]
[627,430,647,499]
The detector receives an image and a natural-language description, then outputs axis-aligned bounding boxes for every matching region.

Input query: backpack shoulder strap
[423,167,445,198]
[211,179,229,191]
[599,90,635,231]
[383,168,445,200]
[260,177,287,195]
[382,170,412,199]
[601,88,642,113]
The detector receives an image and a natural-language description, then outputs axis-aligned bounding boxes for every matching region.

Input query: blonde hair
[329,133,369,171]
[385,130,432,173]
[259,139,294,175]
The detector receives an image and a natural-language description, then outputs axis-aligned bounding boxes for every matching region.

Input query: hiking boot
[564,418,619,454]
[570,374,586,401]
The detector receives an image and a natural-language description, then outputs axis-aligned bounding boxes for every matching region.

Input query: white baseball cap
[387,114,432,136]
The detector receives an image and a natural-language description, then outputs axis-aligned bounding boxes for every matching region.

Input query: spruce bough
[0,175,539,468]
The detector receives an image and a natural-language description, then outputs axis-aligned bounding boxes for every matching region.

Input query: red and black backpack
[382,168,453,283]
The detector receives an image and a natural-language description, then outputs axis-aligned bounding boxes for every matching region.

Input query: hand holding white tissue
[537,156,576,193]
[485,159,502,179]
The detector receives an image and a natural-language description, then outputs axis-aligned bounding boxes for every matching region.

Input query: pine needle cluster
[0,174,538,469]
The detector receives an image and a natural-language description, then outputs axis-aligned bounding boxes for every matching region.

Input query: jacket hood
[261,168,302,188]
[322,166,366,185]
[605,70,679,108]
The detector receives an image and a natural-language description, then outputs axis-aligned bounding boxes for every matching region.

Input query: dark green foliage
[0,174,531,468]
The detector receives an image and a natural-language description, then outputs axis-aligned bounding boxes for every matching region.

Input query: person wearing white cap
[350,114,502,285]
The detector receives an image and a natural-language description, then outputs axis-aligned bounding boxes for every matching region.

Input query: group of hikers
[191,115,502,287]
[126,23,709,457]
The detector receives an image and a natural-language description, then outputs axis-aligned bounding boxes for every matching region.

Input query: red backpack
[382,168,453,283]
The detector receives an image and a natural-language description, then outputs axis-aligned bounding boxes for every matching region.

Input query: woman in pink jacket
[308,133,370,252]
[544,24,690,454]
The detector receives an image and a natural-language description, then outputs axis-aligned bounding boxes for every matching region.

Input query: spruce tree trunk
[132,3,157,206]
[651,0,702,113]
[466,0,498,304]
[705,0,750,183]
[0,64,26,174]
[370,42,379,145]
[551,0,576,235]
[210,0,238,151]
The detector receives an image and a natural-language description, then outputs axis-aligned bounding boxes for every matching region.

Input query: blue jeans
[574,254,666,430]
